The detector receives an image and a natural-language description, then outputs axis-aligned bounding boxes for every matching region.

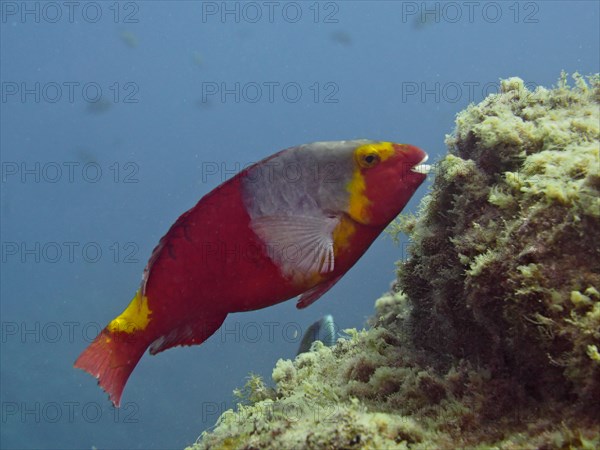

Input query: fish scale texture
[189,74,600,450]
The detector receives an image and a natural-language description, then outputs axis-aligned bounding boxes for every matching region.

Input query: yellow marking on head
[347,142,398,223]
[347,168,369,222]
[355,141,396,164]
[108,289,152,334]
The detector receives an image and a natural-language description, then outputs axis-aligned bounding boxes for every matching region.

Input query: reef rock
[188,74,599,449]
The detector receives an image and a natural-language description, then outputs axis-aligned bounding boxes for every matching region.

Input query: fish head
[346,142,429,226]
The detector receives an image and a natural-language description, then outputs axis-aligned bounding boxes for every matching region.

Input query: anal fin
[149,313,227,355]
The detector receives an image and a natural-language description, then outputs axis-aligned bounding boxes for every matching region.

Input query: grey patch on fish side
[241,140,372,278]
[241,140,372,219]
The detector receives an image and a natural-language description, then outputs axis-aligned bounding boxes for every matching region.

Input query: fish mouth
[411,155,431,174]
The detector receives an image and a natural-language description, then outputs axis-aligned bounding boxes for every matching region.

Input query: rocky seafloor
[188,74,600,449]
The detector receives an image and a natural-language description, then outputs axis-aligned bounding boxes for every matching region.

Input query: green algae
[187,74,599,449]
[401,73,599,407]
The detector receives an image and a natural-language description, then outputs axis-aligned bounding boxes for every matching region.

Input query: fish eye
[360,153,380,168]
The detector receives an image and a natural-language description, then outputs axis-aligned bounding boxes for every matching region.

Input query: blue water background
[1,1,598,449]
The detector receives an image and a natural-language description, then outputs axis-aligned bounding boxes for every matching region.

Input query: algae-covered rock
[399,73,600,409]
[187,74,599,449]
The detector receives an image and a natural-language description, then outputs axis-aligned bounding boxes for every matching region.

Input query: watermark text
[200,1,339,24]
[1,1,139,24]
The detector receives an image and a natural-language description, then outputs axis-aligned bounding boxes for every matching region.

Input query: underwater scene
[1,1,598,449]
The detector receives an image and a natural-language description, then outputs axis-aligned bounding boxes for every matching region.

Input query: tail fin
[74,328,148,407]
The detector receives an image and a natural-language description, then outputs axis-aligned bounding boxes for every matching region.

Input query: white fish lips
[411,155,431,175]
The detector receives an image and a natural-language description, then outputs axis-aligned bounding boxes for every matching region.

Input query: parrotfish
[74,140,430,406]
[296,314,338,356]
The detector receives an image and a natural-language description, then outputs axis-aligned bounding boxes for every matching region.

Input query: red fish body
[75,140,429,406]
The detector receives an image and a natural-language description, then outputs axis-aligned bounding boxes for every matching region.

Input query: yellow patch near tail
[108,289,152,334]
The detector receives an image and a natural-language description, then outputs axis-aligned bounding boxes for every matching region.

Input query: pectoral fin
[250,215,339,279]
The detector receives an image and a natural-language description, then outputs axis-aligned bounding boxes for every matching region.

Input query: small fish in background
[192,51,203,67]
[412,11,440,30]
[73,147,99,165]
[86,97,112,114]
[329,30,353,46]
[194,98,214,110]
[235,29,253,40]
[119,30,138,48]
[1,188,10,220]
[74,140,430,406]
[296,314,338,356]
